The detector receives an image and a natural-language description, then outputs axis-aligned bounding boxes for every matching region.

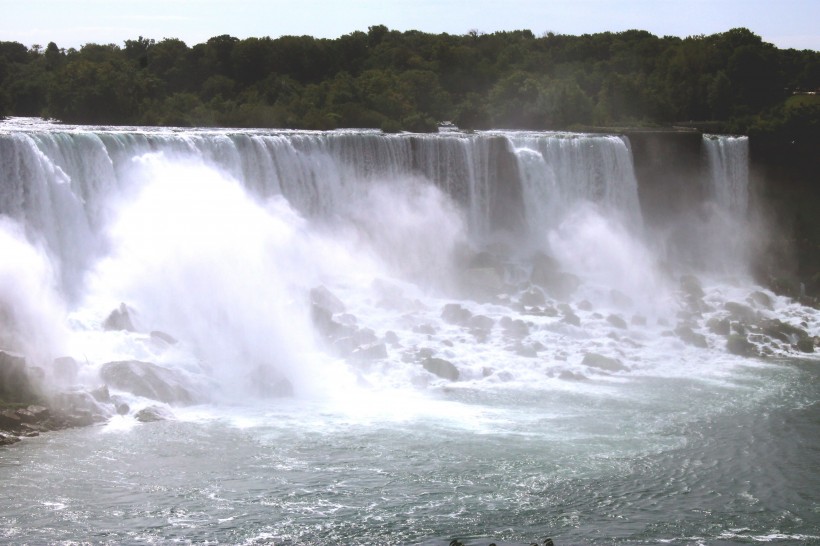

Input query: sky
[1,0,818,52]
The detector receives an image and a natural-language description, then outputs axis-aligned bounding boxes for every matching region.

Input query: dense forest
[0,26,818,135]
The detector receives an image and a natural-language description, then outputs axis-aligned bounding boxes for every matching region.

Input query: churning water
[0,119,817,545]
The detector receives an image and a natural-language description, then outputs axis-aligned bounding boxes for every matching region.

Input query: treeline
[0,26,818,134]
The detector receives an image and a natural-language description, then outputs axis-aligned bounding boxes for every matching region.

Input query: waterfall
[703,134,749,216]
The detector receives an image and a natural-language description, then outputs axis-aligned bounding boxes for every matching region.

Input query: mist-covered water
[0,118,817,545]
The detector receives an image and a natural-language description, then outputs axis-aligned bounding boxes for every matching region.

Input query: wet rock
[520,286,546,307]
[422,357,459,381]
[0,409,22,430]
[577,300,593,311]
[52,356,79,384]
[582,353,627,372]
[0,350,38,403]
[352,328,378,346]
[90,385,111,403]
[116,402,130,415]
[441,303,473,325]
[247,366,294,397]
[103,302,136,332]
[413,323,437,336]
[726,334,755,357]
[675,325,708,348]
[0,433,20,446]
[311,304,355,340]
[760,319,809,344]
[468,315,494,332]
[462,267,506,299]
[680,274,705,299]
[631,314,647,326]
[351,343,388,361]
[796,337,815,353]
[500,316,529,338]
[748,290,773,309]
[100,360,197,405]
[707,317,731,336]
[531,268,580,301]
[134,405,175,423]
[310,285,345,314]
[562,312,581,327]
[607,314,628,329]
[724,302,757,323]
[150,331,178,345]
[610,289,633,308]
[383,331,400,346]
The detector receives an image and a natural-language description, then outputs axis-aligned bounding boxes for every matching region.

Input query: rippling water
[1,359,817,545]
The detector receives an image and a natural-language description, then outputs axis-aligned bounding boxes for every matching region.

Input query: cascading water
[0,118,817,545]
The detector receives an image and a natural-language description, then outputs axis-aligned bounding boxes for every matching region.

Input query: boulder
[581,353,627,372]
[760,319,809,344]
[134,405,175,423]
[383,331,400,346]
[675,325,708,348]
[102,303,136,331]
[606,314,628,329]
[310,285,346,315]
[52,356,79,384]
[441,303,473,325]
[724,302,757,323]
[500,316,529,339]
[531,265,580,301]
[796,337,815,353]
[462,267,506,299]
[748,291,773,309]
[422,357,459,381]
[631,314,647,326]
[726,335,755,357]
[0,350,38,403]
[468,315,495,332]
[100,360,197,404]
[0,433,20,446]
[519,286,547,307]
[707,317,731,336]
[351,343,388,361]
[679,274,705,299]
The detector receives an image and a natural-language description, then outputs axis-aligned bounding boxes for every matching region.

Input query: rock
[0,409,22,430]
[90,385,111,403]
[680,274,705,299]
[351,343,388,361]
[796,337,815,353]
[116,402,130,415]
[500,316,529,338]
[134,405,175,423]
[150,331,178,345]
[383,331,400,346]
[675,325,708,348]
[247,366,294,397]
[531,266,580,301]
[582,353,627,372]
[610,289,633,308]
[577,300,593,311]
[748,291,773,309]
[310,286,346,314]
[52,391,111,422]
[727,334,755,357]
[441,303,473,325]
[100,360,197,404]
[468,315,494,332]
[311,304,354,340]
[413,323,437,336]
[102,302,136,331]
[724,302,757,323]
[562,312,581,327]
[52,356,79,384]
[0,350,38,403]
[352,328,378,346]
[0,433,20,446]
[422,357,459,381]
[631,314,647,326]
[707,317,731,336]
[462,267,506,299]
[520,286,546,307]
[607,314,628,329]
[760,319,809,343]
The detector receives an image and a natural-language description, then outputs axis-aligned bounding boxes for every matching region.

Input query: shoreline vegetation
[0,26,816,137]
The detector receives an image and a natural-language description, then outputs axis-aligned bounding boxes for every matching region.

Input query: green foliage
[0,27,817,133]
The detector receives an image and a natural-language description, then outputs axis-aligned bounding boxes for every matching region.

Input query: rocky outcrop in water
[100,360,198,404]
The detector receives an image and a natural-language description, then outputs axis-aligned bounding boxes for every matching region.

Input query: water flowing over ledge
[0,119,818,545]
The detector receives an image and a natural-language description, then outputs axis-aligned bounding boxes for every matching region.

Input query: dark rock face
[422,357,459,381]
[0,350,38,403]
[100,360,197,404]
[727,334,756,356]
[102,303,136,331]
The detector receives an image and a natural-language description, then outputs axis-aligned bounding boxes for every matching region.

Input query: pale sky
[2,0,818,52]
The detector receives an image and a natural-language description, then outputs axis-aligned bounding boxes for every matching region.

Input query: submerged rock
[726,334,756,357]
[422,357,459,381]
[581,352,627,372]
[100,360,197,404]
[134,405,175,423]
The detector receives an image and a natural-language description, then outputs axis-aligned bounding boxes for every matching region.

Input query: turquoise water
[2,359,817,545]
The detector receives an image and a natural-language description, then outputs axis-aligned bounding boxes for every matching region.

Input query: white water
[1,118,818,545]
